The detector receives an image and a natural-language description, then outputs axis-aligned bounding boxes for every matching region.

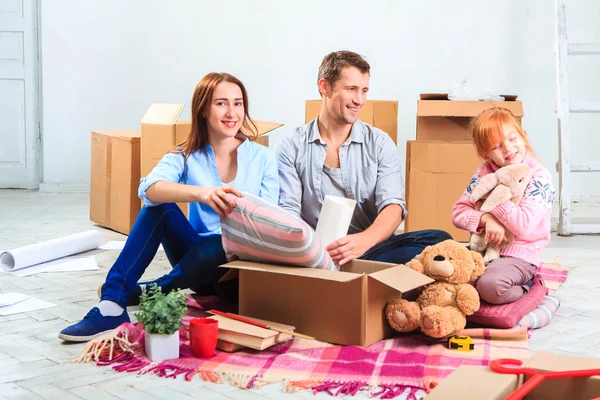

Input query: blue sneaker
[58,307,130,342]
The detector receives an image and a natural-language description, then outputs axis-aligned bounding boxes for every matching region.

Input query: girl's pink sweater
[452,155,555,267]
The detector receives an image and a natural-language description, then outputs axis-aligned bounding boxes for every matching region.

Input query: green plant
[134,283,188,335]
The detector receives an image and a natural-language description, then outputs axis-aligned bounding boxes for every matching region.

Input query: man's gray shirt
[275,118,407,234]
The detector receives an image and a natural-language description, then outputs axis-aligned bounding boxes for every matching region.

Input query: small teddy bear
[385,240,485,338]
[469,164,532,263]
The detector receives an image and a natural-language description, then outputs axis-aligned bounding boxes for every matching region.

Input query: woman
[59,73,279,341]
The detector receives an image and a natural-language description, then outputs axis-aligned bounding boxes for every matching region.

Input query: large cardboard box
[90,130,141,235]
[141,104,283,217]
[404,140,480,242]
[305,100,398,144]
[220,259,433,346]
[416,93,523,141]
[427,351,600,399]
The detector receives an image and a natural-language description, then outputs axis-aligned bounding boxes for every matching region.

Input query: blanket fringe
[72,328,134,363]
[285,380,324,393]
[145,363,194,379]
[287,380,423,399]
[312,381,369,397]
[372,384,423,399]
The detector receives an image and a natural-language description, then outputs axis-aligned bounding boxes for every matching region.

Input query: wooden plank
[570,224,600,234]
[555,0,572,236]
[571,162,600,172]
[568,43,600,55]
[570,101,600,113]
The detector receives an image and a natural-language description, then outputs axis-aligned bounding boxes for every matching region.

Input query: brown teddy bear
[385,240,485,338]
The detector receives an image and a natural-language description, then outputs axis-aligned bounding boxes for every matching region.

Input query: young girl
[59,73,279,341]
[452,107,555,305]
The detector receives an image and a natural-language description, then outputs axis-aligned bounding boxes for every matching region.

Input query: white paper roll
[0,230,103,272]
[315,195,357,248]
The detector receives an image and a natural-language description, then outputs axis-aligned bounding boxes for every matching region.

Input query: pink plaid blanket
[74,302,529,399]
[73,263,567,399]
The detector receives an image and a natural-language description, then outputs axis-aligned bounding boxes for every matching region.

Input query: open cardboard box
[219,259,433,346]
[427,351,600,399]
[140,103,283,217]
[416,93,523,142]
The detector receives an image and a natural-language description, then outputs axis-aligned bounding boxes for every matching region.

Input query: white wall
[40,0,600,200]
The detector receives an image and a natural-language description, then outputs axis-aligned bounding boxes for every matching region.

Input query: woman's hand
[482,213,507,247]
[196,186,243,217]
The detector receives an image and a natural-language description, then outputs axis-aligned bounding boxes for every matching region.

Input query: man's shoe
[58,307,130,342]
[97,284,144,307]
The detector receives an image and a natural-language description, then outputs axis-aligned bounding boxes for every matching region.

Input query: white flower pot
[145,331,180,362]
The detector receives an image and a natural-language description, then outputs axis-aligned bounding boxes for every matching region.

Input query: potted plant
[134,283,188,362]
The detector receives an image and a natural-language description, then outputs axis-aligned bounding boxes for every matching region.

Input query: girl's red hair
[469,107,531,159]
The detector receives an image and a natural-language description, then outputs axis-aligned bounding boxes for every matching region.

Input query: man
[276,50,451,266]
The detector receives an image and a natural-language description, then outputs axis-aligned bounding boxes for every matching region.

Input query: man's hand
[482,213,507,247]
[196,186,243,217]
[326,233,375,266]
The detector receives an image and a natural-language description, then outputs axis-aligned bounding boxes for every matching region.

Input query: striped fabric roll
[515,295,561,329]
[220,192,336,271]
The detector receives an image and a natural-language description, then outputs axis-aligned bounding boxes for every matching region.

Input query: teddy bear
[385,239,485,338]
[469,164,532,263]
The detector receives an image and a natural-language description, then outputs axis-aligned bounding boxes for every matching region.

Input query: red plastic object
[188,318,218,358]
[490,358,600,400]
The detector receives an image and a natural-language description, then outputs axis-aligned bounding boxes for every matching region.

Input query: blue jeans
[100,203,229,308]
[359,229,452,264]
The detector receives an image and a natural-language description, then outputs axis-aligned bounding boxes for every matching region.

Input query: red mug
[188,318,218,358]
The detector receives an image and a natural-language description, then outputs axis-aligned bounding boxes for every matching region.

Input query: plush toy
[469,164,532,262]
[385,240,485,338]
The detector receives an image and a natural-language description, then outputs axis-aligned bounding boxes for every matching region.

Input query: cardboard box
[427,351,600,399]
[220,259,434,346]
[140,104,283,217]
[404,140,480,242]
[305,100,398,144]
[416,93,523,142]
[90,130,141,235]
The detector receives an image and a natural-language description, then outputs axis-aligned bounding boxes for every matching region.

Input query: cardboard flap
[417,93,523,117]
[419,93,519,101]
[526,351,600,371]
[221,261,362,283]
[141,103,184,125]
[369,264,433,293]
[93,130,141,140]
[243,120,284,136]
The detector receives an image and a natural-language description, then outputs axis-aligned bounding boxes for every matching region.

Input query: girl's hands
[197,186,242,217]
[482,213,507,246]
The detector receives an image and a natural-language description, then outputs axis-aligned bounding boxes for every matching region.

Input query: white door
[0,0,40,189]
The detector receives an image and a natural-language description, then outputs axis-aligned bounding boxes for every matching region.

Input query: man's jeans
[359,229,452,264]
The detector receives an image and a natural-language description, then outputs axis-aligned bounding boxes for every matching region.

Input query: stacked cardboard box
[90,104,282,233]
[404,94,524,242]
[305,100,398,144]
[90,130,141,235]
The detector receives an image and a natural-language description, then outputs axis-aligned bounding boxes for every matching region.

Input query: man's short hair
[318,50,370,89]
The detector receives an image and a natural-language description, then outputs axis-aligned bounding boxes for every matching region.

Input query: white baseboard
[38,182,90,193]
